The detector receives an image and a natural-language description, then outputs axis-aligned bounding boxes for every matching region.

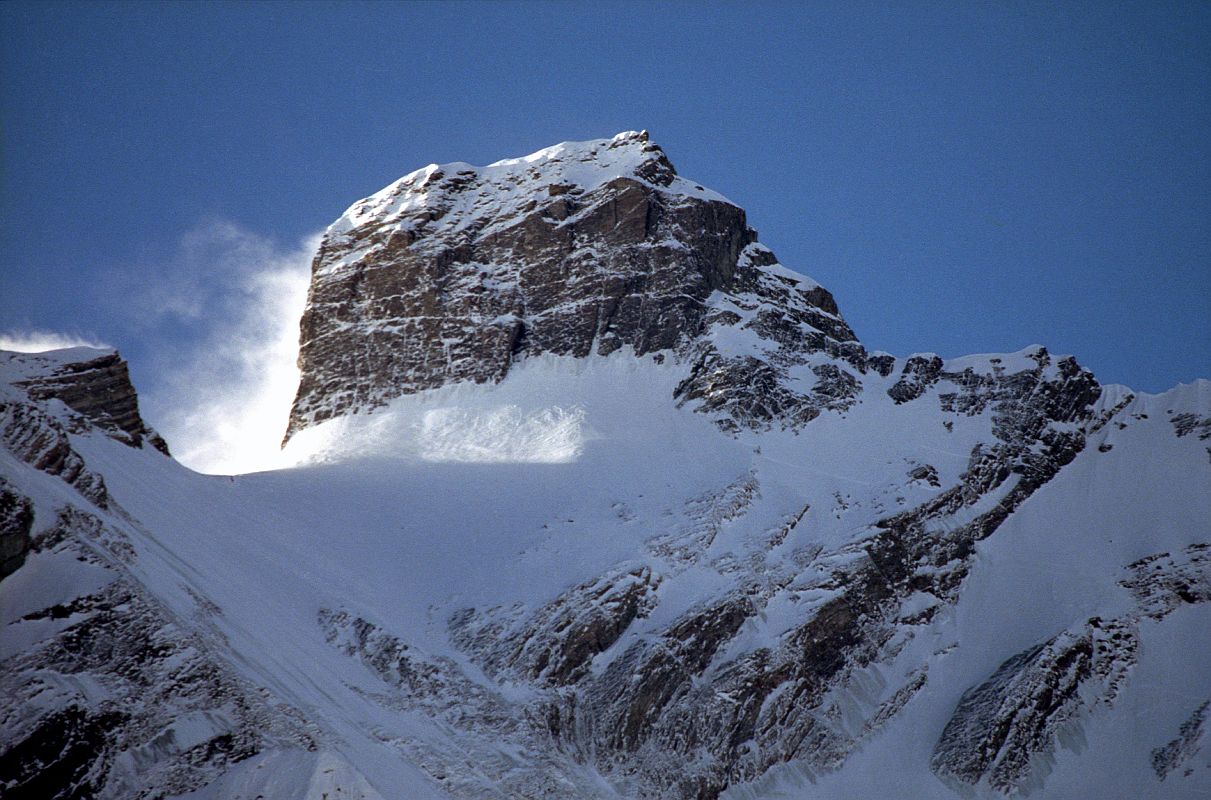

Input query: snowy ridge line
[327,130,732,242]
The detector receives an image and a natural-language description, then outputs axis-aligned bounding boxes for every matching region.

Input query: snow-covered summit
[327,131,730,241]
[287,133,862,441]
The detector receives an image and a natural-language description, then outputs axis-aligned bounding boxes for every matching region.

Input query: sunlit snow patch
[286,402,589,465]
[280,351,699,467]
[417,404,586,463]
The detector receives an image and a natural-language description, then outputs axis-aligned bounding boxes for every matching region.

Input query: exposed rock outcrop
[0,398,110,508]
[3,349,168,455]
[888,354,943,404]
[286,132,864,440]
[1152,700,1209,781]
[450,566,661,687]
[932,542,1211,793]
[0,508,314,800]
[0,478,33,580]
[931,618,1138,793]
[1122,543,1211,619]
[673,244,866,433]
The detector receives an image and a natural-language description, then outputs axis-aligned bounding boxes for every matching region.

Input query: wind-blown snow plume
[286,399,590,465]
[132,221,315,474]
[0,330,110,352]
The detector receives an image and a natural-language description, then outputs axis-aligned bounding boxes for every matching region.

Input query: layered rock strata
[287,132,863,440]
[4,349,168,454]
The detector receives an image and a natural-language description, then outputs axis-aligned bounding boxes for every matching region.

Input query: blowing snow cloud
[127,221,316,475]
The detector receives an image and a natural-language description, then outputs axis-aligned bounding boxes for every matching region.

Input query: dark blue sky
[2,1,1208,397]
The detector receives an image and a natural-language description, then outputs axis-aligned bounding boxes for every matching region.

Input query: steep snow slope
[3,134,1209,798]
[4,350,1208,798]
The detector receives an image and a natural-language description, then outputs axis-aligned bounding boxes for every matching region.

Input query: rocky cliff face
[287,131,863,440]
[4,349,168,455]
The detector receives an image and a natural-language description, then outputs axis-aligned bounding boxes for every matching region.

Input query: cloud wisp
[0,331,111,353]
[132,221,317,475]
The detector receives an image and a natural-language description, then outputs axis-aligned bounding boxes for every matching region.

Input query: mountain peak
[286,134,864,442]
[324,132,723,246]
